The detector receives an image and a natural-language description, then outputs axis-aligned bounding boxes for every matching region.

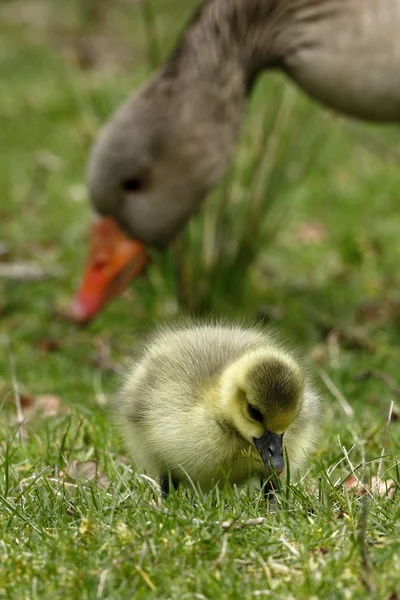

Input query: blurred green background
[0,1,399,598]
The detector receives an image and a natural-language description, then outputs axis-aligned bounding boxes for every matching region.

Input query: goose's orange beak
[70,217,149,323]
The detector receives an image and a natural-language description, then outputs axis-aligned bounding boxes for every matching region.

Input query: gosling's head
[219,349,306,473]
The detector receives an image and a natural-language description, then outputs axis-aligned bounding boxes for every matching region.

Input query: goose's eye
[122,177,144,192]
[248,404,263,423]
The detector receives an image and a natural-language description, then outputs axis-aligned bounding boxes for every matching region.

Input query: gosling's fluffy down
[114,322,320,492]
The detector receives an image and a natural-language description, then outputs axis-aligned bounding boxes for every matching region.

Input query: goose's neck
[164,0,281,92]
[149,0,284,191]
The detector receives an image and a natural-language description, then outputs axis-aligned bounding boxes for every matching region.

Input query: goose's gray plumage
[89,0,400,245]
[72,0,400,321]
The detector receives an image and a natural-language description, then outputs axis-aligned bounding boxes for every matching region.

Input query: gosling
[114,322,320,495]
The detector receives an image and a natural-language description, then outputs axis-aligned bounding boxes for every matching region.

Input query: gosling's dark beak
[254,431,284,474]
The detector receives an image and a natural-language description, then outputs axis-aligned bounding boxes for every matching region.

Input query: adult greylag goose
[71,0,400,321]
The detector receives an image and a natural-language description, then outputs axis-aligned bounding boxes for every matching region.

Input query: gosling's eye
[122,177,144,192]
[248,404,263,422]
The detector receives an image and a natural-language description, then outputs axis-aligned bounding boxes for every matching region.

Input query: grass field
[1,1,399,598]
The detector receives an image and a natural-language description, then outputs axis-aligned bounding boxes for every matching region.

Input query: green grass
[0,1,399,598]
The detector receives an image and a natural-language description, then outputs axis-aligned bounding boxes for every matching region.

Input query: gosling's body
[115,323,320,491]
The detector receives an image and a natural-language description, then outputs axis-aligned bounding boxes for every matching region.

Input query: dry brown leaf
[35,395,63,417]
[343,474,397,498]
[358,297,400,326]
[391,406,399,422]
[35,338,61,353]
[19,393,36,411]
[370,476,396,499]
[311,546,328,556]
[23,394,66,419]
[343,474,366,494]
[6,391,68,422]
[295,221,328,245]
[309,343,329,365]
[66,460,110,489]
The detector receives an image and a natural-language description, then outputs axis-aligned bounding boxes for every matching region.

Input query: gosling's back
[122,322,273,411]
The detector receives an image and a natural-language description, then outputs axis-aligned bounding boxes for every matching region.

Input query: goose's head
[219,350,306,474]
[71,67,244,322]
